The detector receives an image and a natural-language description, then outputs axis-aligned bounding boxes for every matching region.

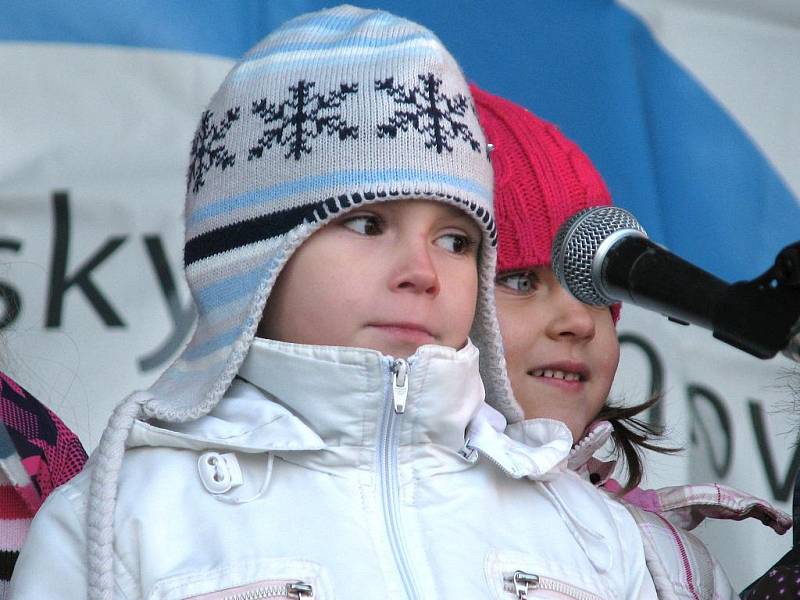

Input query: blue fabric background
[3,0,797,282]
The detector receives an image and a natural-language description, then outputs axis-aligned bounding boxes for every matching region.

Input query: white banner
[0,44,232,448]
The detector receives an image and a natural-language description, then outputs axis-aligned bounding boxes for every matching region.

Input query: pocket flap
[148,558,332,600]
[187,579,314,599]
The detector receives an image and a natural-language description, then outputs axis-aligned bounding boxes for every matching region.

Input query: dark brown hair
[594,394,682,493]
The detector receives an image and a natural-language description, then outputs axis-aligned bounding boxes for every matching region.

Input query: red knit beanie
[471,83,620,323]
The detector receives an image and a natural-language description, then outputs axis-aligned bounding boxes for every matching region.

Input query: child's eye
[496,270,538,294]
[342,214,383,236]
[435,233,476,255]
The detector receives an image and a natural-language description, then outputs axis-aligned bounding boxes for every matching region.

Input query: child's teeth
[534,369,582,381]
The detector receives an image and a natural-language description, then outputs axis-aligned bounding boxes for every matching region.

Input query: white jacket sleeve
[10,488,87,600]
[9,486,92,599]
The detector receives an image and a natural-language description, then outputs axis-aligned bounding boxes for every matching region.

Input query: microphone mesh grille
[551,206,645,305]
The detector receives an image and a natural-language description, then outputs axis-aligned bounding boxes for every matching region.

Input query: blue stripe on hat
[195,266,264,314]
[245,32,437,62]
[276,10,394,34]
[201,295,252,329]
[188,169,491,229]
[184,326,244,361]
[185,189,496,267]
[158,356,227,384]
[232,45,439,81]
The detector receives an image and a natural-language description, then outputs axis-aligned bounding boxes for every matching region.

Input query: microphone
[551,206,800,361]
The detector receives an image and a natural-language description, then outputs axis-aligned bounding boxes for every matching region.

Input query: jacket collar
[129,337,485,457]
[235,336,486,452]
[128,337,575,481]
[567,421,614,471]
[466,410,573,480]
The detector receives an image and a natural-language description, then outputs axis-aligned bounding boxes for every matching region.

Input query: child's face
[259,200,482,358]
[495,266,620,440]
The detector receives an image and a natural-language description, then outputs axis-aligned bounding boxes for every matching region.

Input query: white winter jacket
[11,339,657,599]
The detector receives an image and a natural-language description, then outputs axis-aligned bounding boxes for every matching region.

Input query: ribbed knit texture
[0,470,32,600]
[0,372,87,594]
[471,84,620,322]
[88,7,521,598]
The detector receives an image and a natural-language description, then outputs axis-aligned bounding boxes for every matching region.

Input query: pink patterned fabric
[570,423,791,599]
[603,480,662,513]
[0,371,88,593]
[0,372,87,504]
[603,480,791,535]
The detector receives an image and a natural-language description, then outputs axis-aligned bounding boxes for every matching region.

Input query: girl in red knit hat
[470,82,658,489]
[472,82,790,599]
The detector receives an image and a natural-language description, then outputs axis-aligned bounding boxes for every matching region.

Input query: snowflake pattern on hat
[376,73,481,154]
[187,108,241,193]
[249,80,359,161]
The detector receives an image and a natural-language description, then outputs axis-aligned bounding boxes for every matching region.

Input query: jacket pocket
[186,579,314,599]
[148,558,333,600]
[498,570,604,600]
[486,552,606,600]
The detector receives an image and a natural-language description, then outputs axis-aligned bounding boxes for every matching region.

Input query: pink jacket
[570,421,791,600]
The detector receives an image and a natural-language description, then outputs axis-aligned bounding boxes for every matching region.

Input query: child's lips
[528,373,584,392]
[369,322,436,344]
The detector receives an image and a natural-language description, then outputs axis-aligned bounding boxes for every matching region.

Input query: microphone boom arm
[713,241,800,360]
[605,238,800,360]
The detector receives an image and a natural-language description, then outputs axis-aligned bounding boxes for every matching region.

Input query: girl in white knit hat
[12,7,658,599]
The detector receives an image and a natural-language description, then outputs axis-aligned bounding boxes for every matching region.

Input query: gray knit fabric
[88,6,520,598]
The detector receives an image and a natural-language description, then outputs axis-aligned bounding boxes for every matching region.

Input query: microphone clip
[772,243,800,289]
[713,241,800,360]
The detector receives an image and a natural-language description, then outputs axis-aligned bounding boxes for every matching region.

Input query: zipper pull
[288,581,314,598]
[511,571,539,599]
[391,358,409,414]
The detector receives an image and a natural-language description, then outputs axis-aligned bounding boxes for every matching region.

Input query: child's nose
[546,286,596,341]
[390,239,440,296]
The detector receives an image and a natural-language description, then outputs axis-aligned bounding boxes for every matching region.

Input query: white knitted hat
[88,6,520,597]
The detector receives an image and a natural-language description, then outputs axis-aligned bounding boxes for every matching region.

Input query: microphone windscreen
[551,206,646,305]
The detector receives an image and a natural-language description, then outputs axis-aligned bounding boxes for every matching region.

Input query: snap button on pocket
[198,451,243,494]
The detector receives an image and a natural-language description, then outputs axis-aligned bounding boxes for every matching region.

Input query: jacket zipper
[377,357,421,600]
[223,581,313,599]
[505,570,602,600]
